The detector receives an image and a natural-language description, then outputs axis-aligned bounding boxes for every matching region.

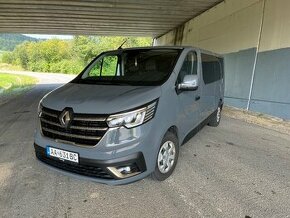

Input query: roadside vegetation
[1,36,152,74]
[0,63,23,71]
[0,73,38,95]
[0,34,38,51]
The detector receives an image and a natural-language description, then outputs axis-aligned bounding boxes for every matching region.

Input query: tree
[1,36,152,74]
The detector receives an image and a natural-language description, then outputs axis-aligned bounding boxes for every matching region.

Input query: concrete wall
[155,0,290,120]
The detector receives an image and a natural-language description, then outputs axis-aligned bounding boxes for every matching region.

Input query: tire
[208,105,222,127]
[151,131,179,181]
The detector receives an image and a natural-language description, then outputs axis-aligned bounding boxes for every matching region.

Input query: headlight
[107,100,158,128]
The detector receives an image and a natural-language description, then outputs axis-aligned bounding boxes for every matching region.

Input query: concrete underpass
[155,0,290,120]
[0,0,290,217]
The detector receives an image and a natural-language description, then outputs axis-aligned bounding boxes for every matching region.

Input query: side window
[88,55,119,77]
[201,53,222,84]
[177,51,197,83]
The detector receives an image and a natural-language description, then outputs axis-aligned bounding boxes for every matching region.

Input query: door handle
[195,96,200,101]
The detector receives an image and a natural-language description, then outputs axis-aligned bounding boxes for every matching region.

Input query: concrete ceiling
[0,0,223,37]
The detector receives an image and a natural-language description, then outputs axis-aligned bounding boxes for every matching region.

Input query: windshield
[72,49,181,86]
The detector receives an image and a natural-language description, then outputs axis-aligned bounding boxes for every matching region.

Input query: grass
[0,63,24,71]
[0,73,38,95]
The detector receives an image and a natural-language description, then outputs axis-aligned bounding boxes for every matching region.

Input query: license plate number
[46,147,79,163]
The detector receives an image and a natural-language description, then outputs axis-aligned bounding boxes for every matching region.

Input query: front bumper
[34,110,166,185]
[34,143,149,185]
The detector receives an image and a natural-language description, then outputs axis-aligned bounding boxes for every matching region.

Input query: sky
[23,34,73,39]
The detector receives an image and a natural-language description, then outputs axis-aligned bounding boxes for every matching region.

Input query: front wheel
[151,131,179,181]
[208,105,222,127]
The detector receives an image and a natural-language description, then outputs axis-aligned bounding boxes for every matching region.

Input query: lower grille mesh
[35,146,113,180]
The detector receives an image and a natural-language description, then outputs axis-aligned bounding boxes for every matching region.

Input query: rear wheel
[151,131,179,181]
[208,105,222,127]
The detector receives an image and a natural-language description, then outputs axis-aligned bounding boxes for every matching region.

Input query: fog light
[117,166,132,174]
[107,164,140,179]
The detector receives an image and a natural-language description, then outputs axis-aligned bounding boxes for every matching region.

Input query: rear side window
[201,53,223,84]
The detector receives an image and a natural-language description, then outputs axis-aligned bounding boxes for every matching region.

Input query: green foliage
[0,34,39,51]
[14,42,30,69]
[88,55,118,77]
[2,51,14,63]
[102,56,118,76]
[49,60,84,74]
[1,36,152,74]
[72,36,97,64]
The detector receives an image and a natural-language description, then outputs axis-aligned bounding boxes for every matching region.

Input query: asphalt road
[0,73,290,218]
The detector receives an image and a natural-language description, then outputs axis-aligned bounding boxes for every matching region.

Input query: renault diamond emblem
[59,108,73,128]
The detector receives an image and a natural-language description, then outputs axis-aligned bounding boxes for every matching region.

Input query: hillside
[0,34,39,51]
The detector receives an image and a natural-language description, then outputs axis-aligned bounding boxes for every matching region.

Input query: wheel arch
[167,125,179,144]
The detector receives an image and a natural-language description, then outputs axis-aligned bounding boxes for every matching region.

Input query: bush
[1,51,13,64]
[0,36,152,74]
[28,60,50,72]
[50,60,84,74]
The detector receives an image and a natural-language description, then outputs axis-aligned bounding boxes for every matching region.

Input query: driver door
[176,51,201,138]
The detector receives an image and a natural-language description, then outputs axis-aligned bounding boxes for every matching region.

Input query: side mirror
[178,75,198,91]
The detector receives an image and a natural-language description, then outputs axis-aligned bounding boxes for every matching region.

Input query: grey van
[34,46,224,185]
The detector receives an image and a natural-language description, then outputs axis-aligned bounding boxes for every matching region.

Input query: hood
[42,83,161,114]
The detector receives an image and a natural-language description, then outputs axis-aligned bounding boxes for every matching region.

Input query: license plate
[46,146,79,163]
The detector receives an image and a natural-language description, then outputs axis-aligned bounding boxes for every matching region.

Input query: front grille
[40,106,108,146]
[35,146,113,180]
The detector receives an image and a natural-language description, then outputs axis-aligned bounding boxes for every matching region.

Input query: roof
[105,46,223,57]
[0,0,223,37]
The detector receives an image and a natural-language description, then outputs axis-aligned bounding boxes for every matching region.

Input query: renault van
[34,46,224,185]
